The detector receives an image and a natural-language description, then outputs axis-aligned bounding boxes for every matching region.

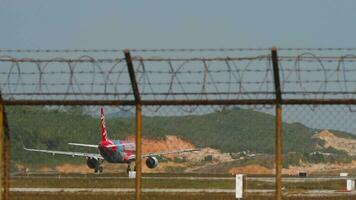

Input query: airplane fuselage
[98,139,135,163]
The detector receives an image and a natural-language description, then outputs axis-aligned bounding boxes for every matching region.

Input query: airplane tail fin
[100,107,108,142]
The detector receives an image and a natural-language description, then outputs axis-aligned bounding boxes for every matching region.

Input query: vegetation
[12,193,356,200]
[9,174,353,200]
[11,177,233,189]
[10,174,345,190]
[10,192,355,200]
[10,193,237,200]
[194,155,275,174]
[6,106,353,167]
[283,152,352,168]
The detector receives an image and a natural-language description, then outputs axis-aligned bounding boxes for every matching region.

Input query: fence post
[135,103,142,200]
[271,47,282,200]
[0,92,4,200]
[243,175,247,199]
[0,91,9,200]
[3,107,9,200]
[125,49,142,200]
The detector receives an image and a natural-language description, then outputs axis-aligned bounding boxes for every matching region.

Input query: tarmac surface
[10,187,356,197]
[13,175,356,182]
[11,174,356,197]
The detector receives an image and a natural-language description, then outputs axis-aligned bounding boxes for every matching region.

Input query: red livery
[24,107,199,173]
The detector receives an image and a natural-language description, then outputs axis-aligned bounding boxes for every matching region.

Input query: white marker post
[347,179,355,191]
[340,173,348,177]
[236,174,244,199]
[129,171,136,179]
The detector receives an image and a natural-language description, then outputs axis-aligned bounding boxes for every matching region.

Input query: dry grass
[10,174,356,200]
[9,192,356,200]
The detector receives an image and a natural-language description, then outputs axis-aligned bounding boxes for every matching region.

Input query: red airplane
[24,107,199,173]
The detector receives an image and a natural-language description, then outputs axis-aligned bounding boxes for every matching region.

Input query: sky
[0,0,356,49]
[1,1,356,134]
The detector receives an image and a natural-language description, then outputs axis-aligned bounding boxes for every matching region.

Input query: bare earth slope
[312,130,356,156]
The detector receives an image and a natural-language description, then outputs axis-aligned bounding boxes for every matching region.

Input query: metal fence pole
[243,175,247,199]
[271,47,282,200]
[135,104,142,200]
[0,92,4,200]
[2,108,9,200]
[275,104,282,200]
[125,49,142,200]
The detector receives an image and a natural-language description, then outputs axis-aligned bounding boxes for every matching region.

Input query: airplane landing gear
[126,161,137,174]
[87,158,104,173]
[126,162,132,174]
[94,160,104,174]
[95,166,103,173]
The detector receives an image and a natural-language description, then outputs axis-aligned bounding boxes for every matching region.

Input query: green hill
[5,106,344,166]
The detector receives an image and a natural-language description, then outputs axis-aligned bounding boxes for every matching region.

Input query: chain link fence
[1,48,356,200]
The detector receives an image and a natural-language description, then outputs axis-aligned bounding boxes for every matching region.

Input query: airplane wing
[68,143,122,149]
[69,143,133,149]
[124,149,201,160]
[68,143,98,148]
[125,148,200,161]
[142,148,201,158]
[24,147,103,159]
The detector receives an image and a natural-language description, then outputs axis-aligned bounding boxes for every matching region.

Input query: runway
[13,175,356,182]
[10,187,356,197]
[11,174,356,197]
[11,188,236,193]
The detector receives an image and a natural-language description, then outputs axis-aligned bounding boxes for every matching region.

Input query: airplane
[24,107,199,173]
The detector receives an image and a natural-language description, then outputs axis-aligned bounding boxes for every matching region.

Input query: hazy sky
[1,1,356,134]
[1,0,355,49]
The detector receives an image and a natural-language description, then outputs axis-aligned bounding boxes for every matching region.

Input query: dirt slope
[126,135,232,163]
[125,135,195,155]
[312,130,356,155]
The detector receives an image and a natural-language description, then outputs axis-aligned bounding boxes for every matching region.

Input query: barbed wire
[1,52,356,111]
[0,56,124,63]
[3,55,356,63]
[1,47,356,53]
[0,48,270,53]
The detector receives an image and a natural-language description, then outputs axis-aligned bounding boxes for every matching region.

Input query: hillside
[5,106,351,166]
[140,108,317,154]
[312,130,356,155]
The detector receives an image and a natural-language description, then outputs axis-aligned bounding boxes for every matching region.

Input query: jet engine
[145,156,158,169]
[86,157,99,169]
